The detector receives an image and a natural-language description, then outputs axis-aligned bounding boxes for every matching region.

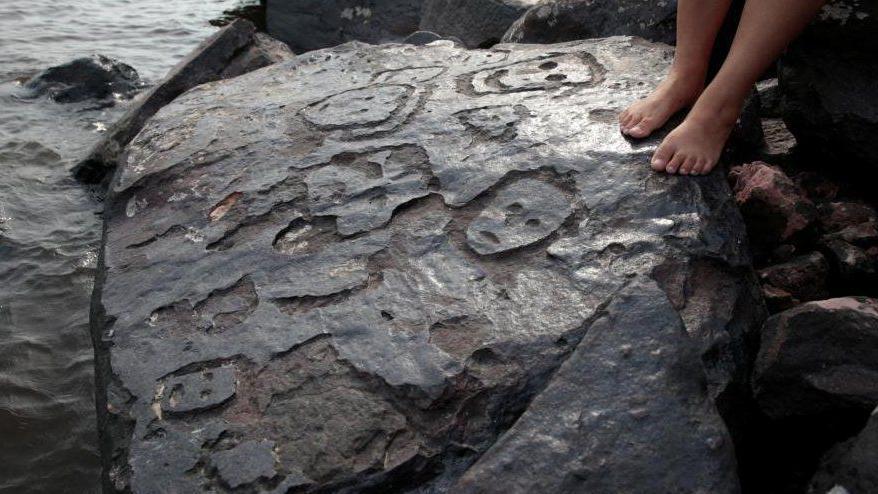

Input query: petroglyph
[92,37,762,493]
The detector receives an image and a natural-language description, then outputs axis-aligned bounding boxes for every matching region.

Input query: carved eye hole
[539,61,558,70]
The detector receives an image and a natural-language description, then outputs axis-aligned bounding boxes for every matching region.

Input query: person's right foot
[619,71,704,139]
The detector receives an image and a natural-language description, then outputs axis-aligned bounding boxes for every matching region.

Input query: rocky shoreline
[60,0,878,492]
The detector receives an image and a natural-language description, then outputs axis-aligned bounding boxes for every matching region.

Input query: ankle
[667,63,708,88]
[687,94,742,127]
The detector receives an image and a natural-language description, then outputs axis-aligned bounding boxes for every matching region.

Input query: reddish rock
[758,251,830,304]
[818,201,878,235]
[753,297,878,419]
[729,162,817,247]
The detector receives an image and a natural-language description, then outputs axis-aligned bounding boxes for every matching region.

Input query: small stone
[760,118,797,159]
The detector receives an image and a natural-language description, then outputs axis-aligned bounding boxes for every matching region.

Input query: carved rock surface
[779,0,878,177]
[502,0,678,45]
[420,0,540,48]
[92,38,763,493]
[266,0,422,53]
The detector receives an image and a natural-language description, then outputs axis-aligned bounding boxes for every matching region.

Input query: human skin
[619,0,827,175]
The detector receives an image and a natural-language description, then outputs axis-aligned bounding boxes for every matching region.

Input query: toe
[651,139,676,171]
[665,153,686,174]
[628,116,657,138]
[622,114,642,134]
[700,156,719,175]
[691,157,707,175]
[679,156,697,175]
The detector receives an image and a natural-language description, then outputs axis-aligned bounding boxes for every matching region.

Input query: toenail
[652,159,666,167]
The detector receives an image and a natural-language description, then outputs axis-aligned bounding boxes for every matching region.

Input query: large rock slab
[92,37,764,492]
[779,0,878,177]
[420,0,540,48]
[266,0,423,53]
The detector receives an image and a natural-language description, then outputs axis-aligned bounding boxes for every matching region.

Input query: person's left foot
[649,98,740,175]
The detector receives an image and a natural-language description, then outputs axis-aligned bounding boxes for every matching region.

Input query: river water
[0,1,255,491]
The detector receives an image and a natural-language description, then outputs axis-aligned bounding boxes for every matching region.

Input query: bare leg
[619,0,733,138]
[652,0,827,175]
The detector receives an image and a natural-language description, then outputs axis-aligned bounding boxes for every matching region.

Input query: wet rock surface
[420,0,540,48]
[753,297,878,420]
[454,281,740,493]
[92,38,764,492]
[23,54,143,103]
[266,0,423,53]
[501,0,678,45]
[779,0,878,177]
[74,19,285,184]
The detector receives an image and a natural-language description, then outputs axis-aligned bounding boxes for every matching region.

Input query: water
[0,1,255,492]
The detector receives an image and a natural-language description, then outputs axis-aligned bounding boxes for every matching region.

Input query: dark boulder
[501,0,677,45]
[220,32,295,78]
[753,297,878,420]
[91,37,764,492]
[758,251,830,306]
[74,20,285,184]
[23,54,143,103]
[779,0,878,178]
[420,0,539,48]
[265,0,422,53]
[729,162,817,248]
[809,407,878,494]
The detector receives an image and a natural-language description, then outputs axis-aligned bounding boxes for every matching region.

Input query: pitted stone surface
[466,178,573,255]
[161,366,237,415]
[92,38,764,493]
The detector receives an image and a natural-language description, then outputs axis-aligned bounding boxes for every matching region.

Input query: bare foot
[619,70,704,139]
[649,98,740,175]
